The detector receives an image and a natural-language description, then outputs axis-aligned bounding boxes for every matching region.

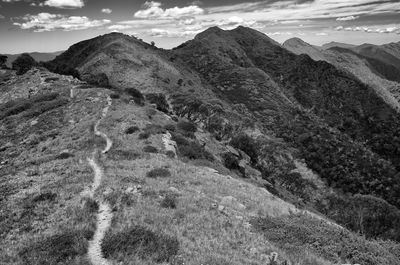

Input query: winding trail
[84,95,113,265]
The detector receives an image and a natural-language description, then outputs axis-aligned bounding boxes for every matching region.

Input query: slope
[2,51,63,68]
[284,38,400,111]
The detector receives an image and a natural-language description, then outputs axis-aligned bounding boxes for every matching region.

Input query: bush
[19,230,93,265]
[222,152,241,171]
[125,87,144,105]
[166,150,175,158]
[177,120,197,137]
[146,93,169,113]
[160,193,177,209]
[110,93,120,99]
[56,152,74,160]
[102,226,179,262]
[125,126,139,134]
[0,55,7,69]
[108,149,140,160]
[146,168,171,178]
[12,53,38,75]
[83,197,99,213]
[138,132,150,140]
[231,134,258,164]
[32,192,57,203]
[164,124,176,132]
[143,145,158,153]
[171,132,214,161]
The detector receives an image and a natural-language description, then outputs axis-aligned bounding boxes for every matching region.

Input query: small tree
[0,55,7,69]
[151,41,155,47]
[12,53,37,75]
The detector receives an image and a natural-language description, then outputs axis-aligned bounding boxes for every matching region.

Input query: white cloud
[101,8,112,14]
[43,0,84,9]
[13,12,111,32]
[334,24,400,34]
[336,15,359,21]
[108,24,132,30]
[316,32,328,36]
[134,1,204,19]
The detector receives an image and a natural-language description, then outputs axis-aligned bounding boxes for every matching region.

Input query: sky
[0,0,399,53]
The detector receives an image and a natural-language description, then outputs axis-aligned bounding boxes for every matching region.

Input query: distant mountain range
[1,51,63,67]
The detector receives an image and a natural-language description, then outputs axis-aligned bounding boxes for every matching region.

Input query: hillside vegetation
[2,27,399,265]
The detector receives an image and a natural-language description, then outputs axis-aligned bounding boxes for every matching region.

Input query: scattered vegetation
[110,93,120,99]
[108,149,141,160]
[230,134,258,164]
[102,226,179,262]
[0,93,67,120]
[252,214,400,265]
[55,152,74,160]
[138,132,150,140]
[0,55,7,69]
[146,168,171,178]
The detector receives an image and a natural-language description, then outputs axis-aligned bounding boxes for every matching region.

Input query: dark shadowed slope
[321,41,357,50]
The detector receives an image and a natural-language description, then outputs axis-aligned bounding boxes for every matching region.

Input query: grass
[102,225,179,263]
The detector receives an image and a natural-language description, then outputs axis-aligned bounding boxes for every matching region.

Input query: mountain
[321,41,357,50]
[283,37,326,61]
[284,38,400,111]
[381,41,400,59]
[2,51,63,68]
[2,27,400,265]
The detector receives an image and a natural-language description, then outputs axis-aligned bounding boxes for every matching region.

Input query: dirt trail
[84,95,113,265]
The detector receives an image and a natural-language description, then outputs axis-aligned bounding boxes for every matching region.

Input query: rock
[220,196,246,211]
[168,187,180,194]
[218,205,225,212]
[226,145,240,156]
[30,119,38,126]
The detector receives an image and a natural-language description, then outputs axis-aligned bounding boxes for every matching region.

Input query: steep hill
[283,38,327,61]
[284,38,400,111]
[11,26,400,264]
[381,41,400,59]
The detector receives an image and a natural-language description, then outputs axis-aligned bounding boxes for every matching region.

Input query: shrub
[110,93,120,99]
[12,53,38,75]
[44,77,59,82]
[230,134,258,164]
[102,225,179,262]
[19,230,93,265]
[177,120,197,137]
[146,168,171,178]
[0,55,7,69]
[109,149,140,160]
[146,93,169,113]
[125,87,144,105]
[166,150,175,158]
[138,132,150,140]
[164,124,176,132]
[125,126,139,134]
[32,192,57,203]
[222,152,241,171]
[171,132,214,161]
[56,152,74,160]
[160,193,177,209]
[143,124,166,135]
[143,145,158,153]
[83,197,99,213]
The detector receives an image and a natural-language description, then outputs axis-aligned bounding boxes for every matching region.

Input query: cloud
[334,24,400,34]
[101,8,112,14]
[0,14,4,19]
[43,0,84,9]
[336,15,359,21]
[108,24,132,30]
[13,12,111,32]
[316,32,328,36]
[134,1,204,19]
